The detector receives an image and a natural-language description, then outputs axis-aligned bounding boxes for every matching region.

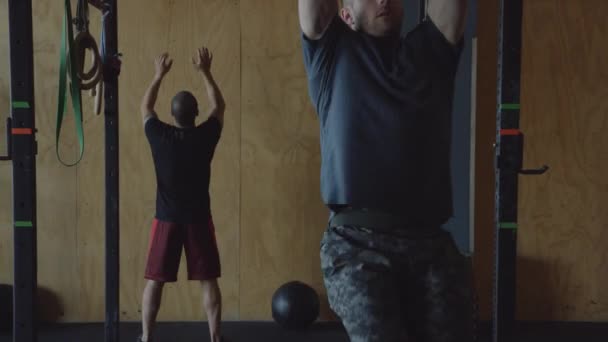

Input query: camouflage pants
[320,225,476,342]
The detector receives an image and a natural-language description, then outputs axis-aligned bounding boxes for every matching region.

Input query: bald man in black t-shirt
[138,47,226,342]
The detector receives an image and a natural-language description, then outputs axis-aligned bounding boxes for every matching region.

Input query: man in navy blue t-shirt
[299,0,475,340]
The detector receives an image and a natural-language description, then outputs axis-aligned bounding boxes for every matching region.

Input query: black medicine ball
[271,281,320,330]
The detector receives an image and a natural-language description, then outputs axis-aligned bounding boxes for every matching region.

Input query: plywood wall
[516,0,608,321]
[1,0,82,321]
[473,0,608,322]
[238,0,330,320]
[0,0,328,322]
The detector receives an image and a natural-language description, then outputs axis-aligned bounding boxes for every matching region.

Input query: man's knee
[322,261,407,342]
[423,255,476,341]
[146,280,165,291]
[200,278,219,290]
[200,279,221,301]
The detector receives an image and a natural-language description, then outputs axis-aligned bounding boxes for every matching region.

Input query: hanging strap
[94,9,110,115]
[56,0,85,166]
[74,0,103,92]
[56,0,105,165]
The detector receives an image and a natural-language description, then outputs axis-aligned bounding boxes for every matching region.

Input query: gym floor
[1,321,607,342]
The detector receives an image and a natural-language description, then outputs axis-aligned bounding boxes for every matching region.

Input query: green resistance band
[56,0,85,167]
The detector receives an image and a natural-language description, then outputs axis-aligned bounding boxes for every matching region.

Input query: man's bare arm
[201,70,225,125]
[193,47,225,126]
[298,0,340,40]
[428,0,468,45]
[141,53,172,124]
[140,77,161,124]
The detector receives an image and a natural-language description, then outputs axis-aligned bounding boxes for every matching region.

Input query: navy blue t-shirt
[302,16,463,227]
[145,116,222,224]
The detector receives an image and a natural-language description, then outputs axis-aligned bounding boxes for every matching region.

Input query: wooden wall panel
[117,0,241,321]
[73,11,106,321]
[473,0,608,322]
[239,0,331,320]
[1,0,241,322]
[33,0,83,321]
[517,0,608,321]
[0,0,81,321]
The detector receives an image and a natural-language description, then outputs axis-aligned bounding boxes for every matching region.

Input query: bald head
[171,91,198,127]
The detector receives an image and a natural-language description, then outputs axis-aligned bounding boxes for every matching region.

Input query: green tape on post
[15,221,33,228]
[500,103,520,111]
[499,222,518,230]
[12,101,31,109]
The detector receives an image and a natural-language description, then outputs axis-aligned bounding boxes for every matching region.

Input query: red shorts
[144,217,221,282]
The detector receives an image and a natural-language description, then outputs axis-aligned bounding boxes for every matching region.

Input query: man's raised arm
[428,0,468,45]
[141,53,172,125]
[193,47,225,126]
[298,0,340,40]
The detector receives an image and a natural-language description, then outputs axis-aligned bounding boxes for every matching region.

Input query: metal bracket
[519,165,549,175]
[497,133,549,176]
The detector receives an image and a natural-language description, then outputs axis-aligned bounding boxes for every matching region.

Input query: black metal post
[103,0,120,341]
[493,0,523,341]
[7,0,38,341]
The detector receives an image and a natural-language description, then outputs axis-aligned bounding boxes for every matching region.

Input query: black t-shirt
[145,116,222,224]
[301,16,463,227]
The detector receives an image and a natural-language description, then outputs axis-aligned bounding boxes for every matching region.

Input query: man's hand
[192,46,225,126]
[155,53,173,80]
[428,0,468,45]
[299,0,339,40]
[142,53,171,124]
[192,47,213,73]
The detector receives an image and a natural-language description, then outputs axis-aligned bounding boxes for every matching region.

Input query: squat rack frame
[3,1,37,341]
[2,0,121,341]
[493,0,548,341]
